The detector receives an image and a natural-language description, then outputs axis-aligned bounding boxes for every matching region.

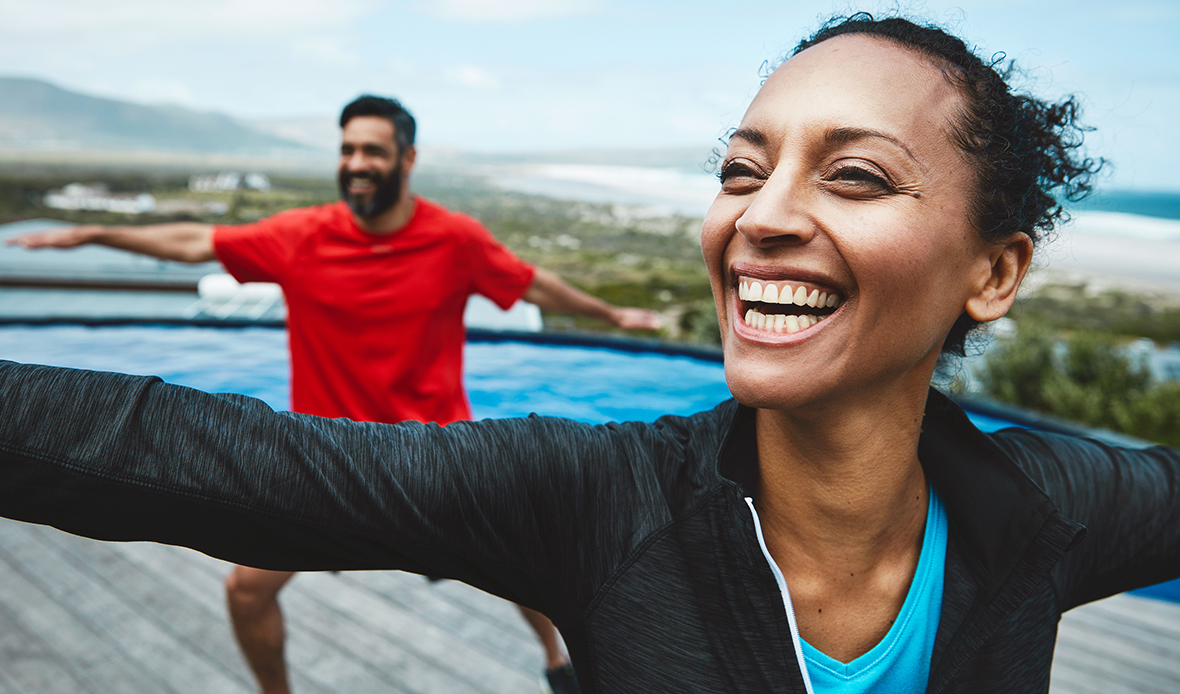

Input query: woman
[0,14,1176,694]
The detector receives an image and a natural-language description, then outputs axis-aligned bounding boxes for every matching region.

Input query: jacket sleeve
[0,360,674,619]
[992,428,1180,610]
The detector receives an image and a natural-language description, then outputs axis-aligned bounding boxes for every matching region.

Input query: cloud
[1111,1,1180,22]
[668,115,724,137]
[293,38,364,66]
[415,0,602,23]
[445,65,500,89]
[0,0,381,43]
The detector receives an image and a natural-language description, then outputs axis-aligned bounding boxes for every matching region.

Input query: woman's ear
[965,232,1034,322]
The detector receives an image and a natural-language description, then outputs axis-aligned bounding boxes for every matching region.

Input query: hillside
[0,77,310,155]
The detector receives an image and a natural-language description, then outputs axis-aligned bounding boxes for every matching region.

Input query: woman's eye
[718,161,761,186]
[831,166,889,187]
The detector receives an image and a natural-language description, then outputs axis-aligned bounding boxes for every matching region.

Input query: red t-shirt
[212,199,535,425]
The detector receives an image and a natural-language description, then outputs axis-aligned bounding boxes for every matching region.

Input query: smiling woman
[0,13,1176,694]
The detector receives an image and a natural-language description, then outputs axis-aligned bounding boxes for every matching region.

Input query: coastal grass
[979,327,1180,447]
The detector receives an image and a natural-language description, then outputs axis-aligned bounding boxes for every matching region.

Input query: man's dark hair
[340,95,416,151]
[794,14,1102,357]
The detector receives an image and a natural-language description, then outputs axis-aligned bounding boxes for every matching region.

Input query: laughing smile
[736,276,843,334]
[346,173,379,192]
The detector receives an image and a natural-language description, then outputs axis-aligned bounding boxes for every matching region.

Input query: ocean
[1074,189,1180,221]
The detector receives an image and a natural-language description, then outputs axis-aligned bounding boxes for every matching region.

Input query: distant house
[43,183,156,214]
[188,172,270,192]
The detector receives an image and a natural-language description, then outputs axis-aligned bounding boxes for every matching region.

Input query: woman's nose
[734,173,818,248]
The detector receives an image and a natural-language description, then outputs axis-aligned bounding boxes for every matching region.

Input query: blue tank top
[800,488,947,693]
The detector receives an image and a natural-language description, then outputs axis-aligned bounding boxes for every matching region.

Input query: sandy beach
[1040,212,1180,293]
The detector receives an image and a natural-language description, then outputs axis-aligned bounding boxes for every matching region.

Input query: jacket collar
[715,388,1086,601]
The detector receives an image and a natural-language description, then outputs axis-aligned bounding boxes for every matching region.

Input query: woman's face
[703,34,1001,411]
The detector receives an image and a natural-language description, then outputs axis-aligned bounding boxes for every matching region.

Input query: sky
[1,0,1178,191]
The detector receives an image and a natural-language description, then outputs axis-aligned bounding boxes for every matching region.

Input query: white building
[188,172,271,192]
[43,183,156,214]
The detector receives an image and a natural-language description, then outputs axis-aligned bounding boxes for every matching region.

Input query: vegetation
[0,165,338,226]
[0,162,718,342]
[1013,281,1180,345]
[979,327,1180,447]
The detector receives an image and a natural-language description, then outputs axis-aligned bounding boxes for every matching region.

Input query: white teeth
[739,277,843,316]
[743,308,831,333]
[741,309,835,332]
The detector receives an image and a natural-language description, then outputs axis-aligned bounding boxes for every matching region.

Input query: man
[9,94,660,694]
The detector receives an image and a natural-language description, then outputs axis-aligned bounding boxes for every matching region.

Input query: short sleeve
[212,207,313,284]
[460,217,535,310]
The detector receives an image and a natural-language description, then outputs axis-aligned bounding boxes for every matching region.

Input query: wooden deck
[0,517,1177,693]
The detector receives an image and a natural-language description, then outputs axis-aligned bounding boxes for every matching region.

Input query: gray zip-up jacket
[0,360,1178,693]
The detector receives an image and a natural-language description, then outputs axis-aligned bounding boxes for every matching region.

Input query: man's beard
[338,162,402,220]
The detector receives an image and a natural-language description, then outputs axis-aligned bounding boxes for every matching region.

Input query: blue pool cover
[0,324,732,423]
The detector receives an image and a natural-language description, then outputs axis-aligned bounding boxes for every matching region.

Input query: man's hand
[608,307,663,331]
[5,225,100,249]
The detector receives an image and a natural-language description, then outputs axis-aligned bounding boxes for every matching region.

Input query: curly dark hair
[340,95,416,153]
[794,14,1103,356]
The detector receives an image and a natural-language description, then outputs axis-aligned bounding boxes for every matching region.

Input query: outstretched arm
[5,223,216,264]
[0,360,655,615]
[523,267,662,331]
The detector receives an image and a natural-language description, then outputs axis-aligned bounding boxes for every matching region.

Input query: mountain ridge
[0,76,311,155]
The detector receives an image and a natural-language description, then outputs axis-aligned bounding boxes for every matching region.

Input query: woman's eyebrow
[728,127,768,147]
[825,126,919,163]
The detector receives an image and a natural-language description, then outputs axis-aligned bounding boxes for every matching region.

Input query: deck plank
[339,570,543,673]
[72,535,340,694]
[0,596,94,694]
[0,519,545,693]
[0,521,250,694]
[1052,593,1180,693]
[3,517,1180,693]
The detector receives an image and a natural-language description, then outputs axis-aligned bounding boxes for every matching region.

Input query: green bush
[980,329,1179,447]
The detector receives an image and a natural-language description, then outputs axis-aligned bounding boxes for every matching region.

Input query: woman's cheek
[699,214,732,273]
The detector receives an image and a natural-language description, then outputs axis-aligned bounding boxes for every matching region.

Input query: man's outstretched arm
[522,267,662,331]
[5,223,216,264]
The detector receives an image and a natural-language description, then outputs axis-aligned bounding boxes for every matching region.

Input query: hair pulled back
[794,14,1102,355]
